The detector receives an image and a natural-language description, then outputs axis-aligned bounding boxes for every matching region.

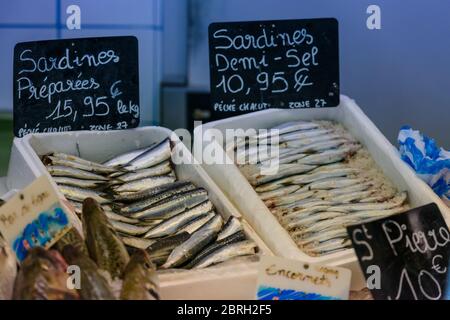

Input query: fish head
[127,249,156,273]
[17,247,79,300]
[60,244,82,264]
[81,198,108,226]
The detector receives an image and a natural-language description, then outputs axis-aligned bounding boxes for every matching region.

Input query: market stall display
[41,138,259,270]
[194,95,450,290]
[5,127,271,299]
[234,119,410,257]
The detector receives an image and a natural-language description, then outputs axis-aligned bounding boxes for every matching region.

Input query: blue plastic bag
[398,126,449,206]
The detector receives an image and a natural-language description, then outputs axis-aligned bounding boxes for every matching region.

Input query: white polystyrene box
[6,126,272,300]
[194,95,450,290]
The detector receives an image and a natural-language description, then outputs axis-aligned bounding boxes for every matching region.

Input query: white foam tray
[7,126,272,300]
[194,95,450,290]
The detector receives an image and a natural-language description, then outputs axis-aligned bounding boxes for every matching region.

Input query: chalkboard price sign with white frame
[13,36,139,137]
[208,18,339,117]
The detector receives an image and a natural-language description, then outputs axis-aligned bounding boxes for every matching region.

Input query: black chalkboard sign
[13,36,139,137]
[347,203,450,300]
[208,18,339,117]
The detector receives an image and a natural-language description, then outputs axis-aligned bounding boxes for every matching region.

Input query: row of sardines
[232,120,409,257]
[43,138,259,271]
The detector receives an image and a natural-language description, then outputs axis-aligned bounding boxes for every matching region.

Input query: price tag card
[0,176,72,262]
[208,18,339,117]
[256,256,351,300]
[347,203,450,300]
[13,36,139,137]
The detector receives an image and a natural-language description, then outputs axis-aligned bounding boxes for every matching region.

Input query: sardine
[47,165,109,181]
[103,145,154,167]
[115,161,173,182]
[121,236,156,250]
[217,217,243,241]
[192,240,257,269]
[257,185,300,201]
[52,176,107,189]
[43,155,119,174]
[58,185,111,204]
[307,177,367,190]
[124,138,172,171]
[120,181,196,214]
[161,215,223,268]
[327,192,407,212]
[110,220,152,236]
[265,190,316,208]
[248,164,317,186]
[185,231,248,269]
[279,128,334,142]
[143,201,213,238]
[146,232,191,266]
[105,211,140,224]
[290,168,359,184]
[131,189,209,220]
[51,152,124,172]
[176,212,216,235]
[112,175,176,194]
[113,181,192,203]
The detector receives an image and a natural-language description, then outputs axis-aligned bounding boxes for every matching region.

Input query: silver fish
[146,232,191,266]
[285,139,349,153]
[113,181,192,202]
[184,231,248,269]
[307,177,367,190]
[176,212,216,235]
[259,152,308,166]
[120,182,196,214]
[44,155,119,174]
[104,211,140,224]
[192,240,257,269]
[290,168,359,184]
[297,146,358,165]
[116,161,173,182]
[112,175,176,193]
[131,189,209,220]
[124,138,172,171]
[304,238,352,256]
[327,192,407,212]
[58,185,111,204]
[121,236,156,250]
[279,128,334,142]
[217,217,243,241]
[47,165,110,181]
[295,228,348,246]
[257,185,300,201]
[161,214,223,268]
[110,220,152,236]
[143,201,213,239]
[285,211,347,230]
[51,152,123,172]
[52,176,107,189]
[265,190,316,208]
[269,121,320,136]
[248,164,317,186]
[103,145,154,167]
